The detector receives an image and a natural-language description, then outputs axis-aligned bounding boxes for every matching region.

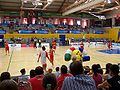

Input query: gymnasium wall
[3,30,119,42]
[4,33,108,39]
[4,34,59,38]
[65,34,108,38]
[105,28,120,42]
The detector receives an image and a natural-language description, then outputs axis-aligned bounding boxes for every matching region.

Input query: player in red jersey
[49,46,55,66]
[80,41,84,49]
[5,41,9,55]
[107,41,112,50]
[52,40,56,51]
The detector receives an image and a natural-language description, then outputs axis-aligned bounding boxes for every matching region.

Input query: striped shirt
[61,74,97,90]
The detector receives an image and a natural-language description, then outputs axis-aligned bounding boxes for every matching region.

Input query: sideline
[7,47,14,72]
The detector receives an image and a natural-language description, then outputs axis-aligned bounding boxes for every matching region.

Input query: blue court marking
[97,49,120,54]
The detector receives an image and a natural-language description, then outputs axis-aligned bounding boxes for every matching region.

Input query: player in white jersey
[37,46,50,71]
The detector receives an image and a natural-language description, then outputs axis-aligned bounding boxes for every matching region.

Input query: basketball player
[80,41,84,49]
[88,38,91,47]
[107,41,112,50]
[49,45,55,66]
[37,46,50,71]
[52,39,56,51]
[5,41,9,55]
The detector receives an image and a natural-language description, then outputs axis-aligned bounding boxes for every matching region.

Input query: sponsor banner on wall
[8,44,21,48]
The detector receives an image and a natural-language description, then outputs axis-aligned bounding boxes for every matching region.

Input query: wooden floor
[0,43,120,76]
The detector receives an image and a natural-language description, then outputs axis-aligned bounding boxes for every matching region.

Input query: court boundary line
[6,47,14,72]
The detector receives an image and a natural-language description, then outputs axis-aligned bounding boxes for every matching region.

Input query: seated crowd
[0,23,105,34]
[0,60,120,90]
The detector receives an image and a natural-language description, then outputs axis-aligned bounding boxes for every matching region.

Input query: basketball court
[0,42,120,76]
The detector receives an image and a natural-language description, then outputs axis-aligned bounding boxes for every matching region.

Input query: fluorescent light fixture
[77,20,81,25]
[38,2,43,5]
[75,0,78,3]
[47,0,53,2]
[32,1,43,6]
[107,0,112,3]
[47,0,53,4]
[24,0,27,3]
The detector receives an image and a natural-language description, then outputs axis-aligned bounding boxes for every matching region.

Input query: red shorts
[5,47,9,51]
[108,45,111,49]
[42,63,47,67]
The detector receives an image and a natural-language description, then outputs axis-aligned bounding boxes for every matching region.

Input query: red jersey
[28,75,44,90]
[52,40,56,49]
[108,42,112,48]
[49,49,54,56]
[57,74,72,90]
[80,43,84,49]
[49,49,54,61]
[5,42,9,50]
[93,73,102,87]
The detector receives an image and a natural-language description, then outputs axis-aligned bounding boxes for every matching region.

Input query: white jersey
[40,50,47,64]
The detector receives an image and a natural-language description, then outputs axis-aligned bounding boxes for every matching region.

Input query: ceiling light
[75,1,78,3]
[47,0,52,4]
[38,2,42,5]
[47,0,53,2]
[32,0,43,6]
[24,0,27,3]
[107,0,112,3]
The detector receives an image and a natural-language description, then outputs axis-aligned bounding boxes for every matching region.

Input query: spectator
[18,80,32,90]
[42,73,57,90]
[98,68,103,75]
[91,64,102,89]
[105,63,112,74]
[18,68,28,82]
[71,56,77,62]
[96,64,103,75]
[62,61,96,90]
[103,63,112,81]
[84,66,90,75]
[53,67,60,79]
[0,72,11,82]
[0,80,18,90]
[28,66,44,90]
[47,68,53,74]
[30,69,36,79]
[98,64,120,90]
[57,65,72,90]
